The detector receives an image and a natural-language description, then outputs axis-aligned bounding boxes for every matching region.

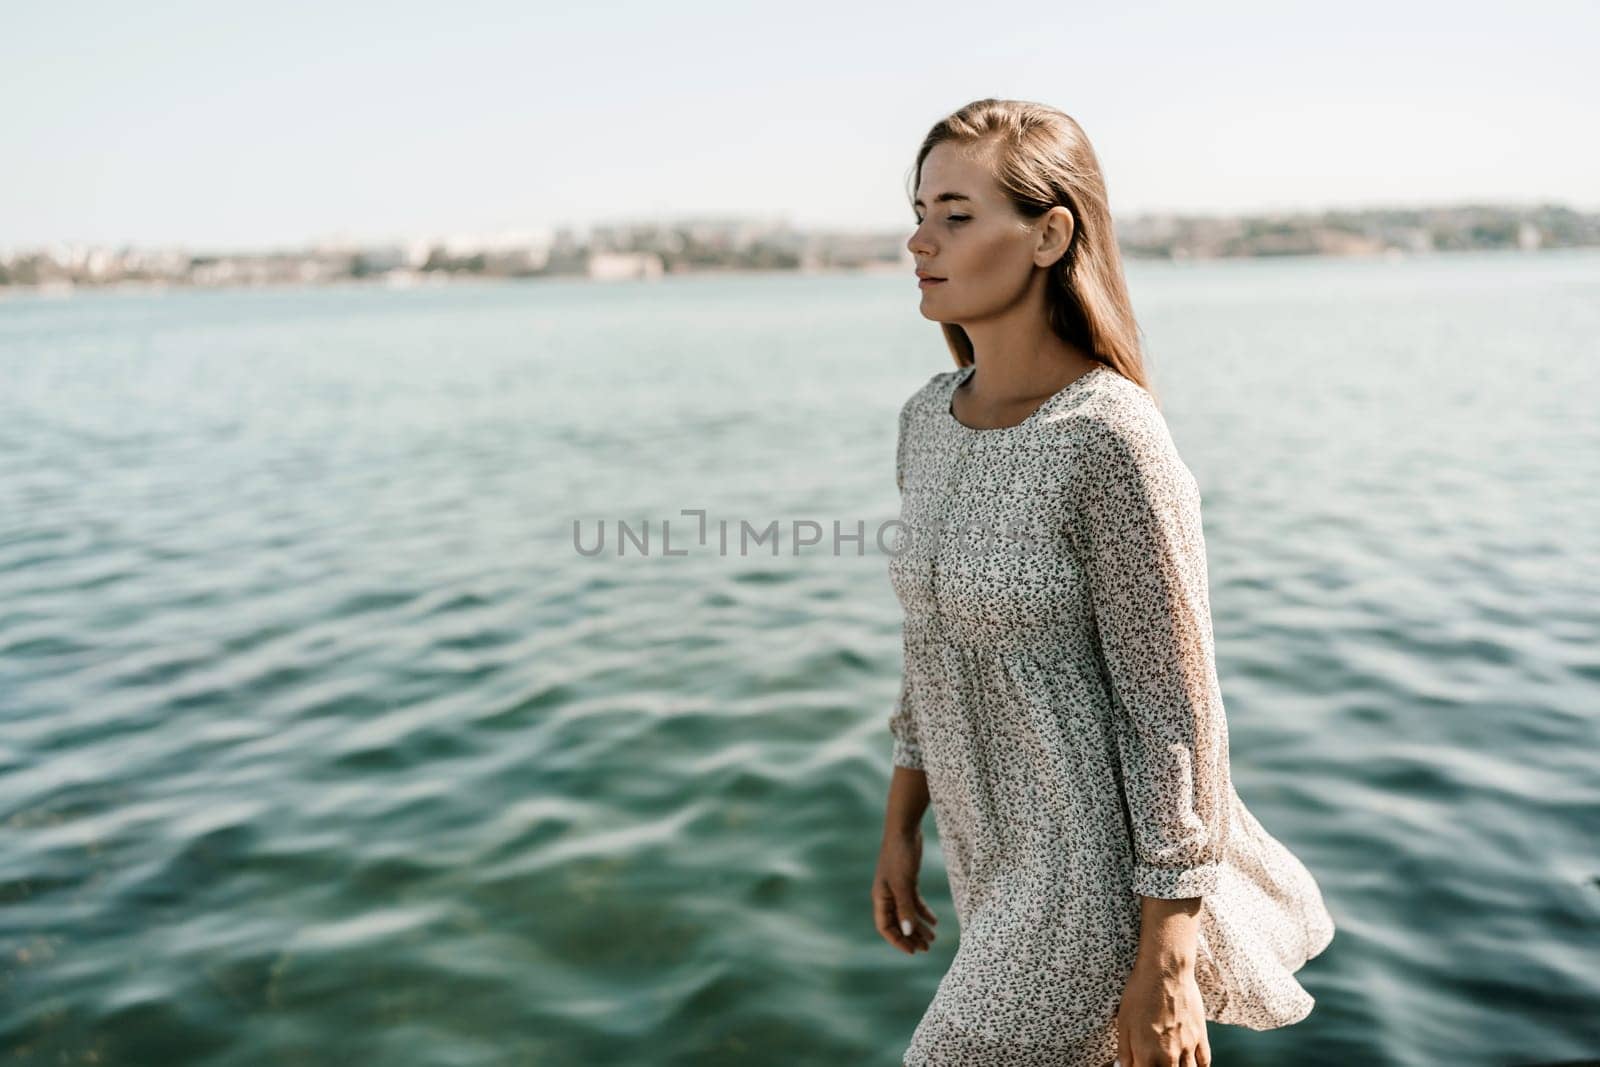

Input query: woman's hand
[1115,954,1212,1067]
[872,829,938,954]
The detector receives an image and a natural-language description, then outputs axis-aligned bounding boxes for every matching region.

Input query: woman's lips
[918,277,946,288]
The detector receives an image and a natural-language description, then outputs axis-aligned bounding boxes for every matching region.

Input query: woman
[871,99,1336,1067]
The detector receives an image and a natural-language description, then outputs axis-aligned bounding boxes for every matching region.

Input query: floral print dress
[887,362,1335,1066]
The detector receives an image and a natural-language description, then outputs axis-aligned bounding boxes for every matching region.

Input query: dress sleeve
[888,398,925,771]
[889,672,924,770]
[1066,407,1231,898]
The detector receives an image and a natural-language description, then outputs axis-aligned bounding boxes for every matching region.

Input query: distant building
[588,251,664,281]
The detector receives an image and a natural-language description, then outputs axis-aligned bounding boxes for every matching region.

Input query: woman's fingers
[892,883,936,952]
[873,878,931,953]
[896,883,940,953]
[872,880,902,949]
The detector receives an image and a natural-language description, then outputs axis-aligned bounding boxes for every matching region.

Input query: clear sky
[5,0,1596,251]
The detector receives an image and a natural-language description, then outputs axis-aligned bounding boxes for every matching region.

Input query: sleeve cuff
[891,737,924,770]
[1132,861,1220,899]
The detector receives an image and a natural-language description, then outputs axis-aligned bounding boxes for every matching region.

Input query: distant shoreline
[6,202,1597,295]
[3,243,1596,302]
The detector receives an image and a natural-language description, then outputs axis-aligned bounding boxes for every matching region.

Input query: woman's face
[908,140,1045,325]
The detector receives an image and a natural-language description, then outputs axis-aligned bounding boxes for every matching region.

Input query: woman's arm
[873,395,938,954]
[1117,894,1211,1067]
[1066,406,1233,903]
[875,752,937,954]
[1067,403,1223,1065]
[883,760,930,838]
[1134,893,1201,971]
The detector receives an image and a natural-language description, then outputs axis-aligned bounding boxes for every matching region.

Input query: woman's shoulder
[1047,366,1165,438]
[1047,369,1191,483]
[896,366,963,427]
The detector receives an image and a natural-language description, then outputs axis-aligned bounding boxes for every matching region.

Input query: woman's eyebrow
[912,192,973,209]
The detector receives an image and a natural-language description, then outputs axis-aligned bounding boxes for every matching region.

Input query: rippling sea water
[2,252,1598,1066]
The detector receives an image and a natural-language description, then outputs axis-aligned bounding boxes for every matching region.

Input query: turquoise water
[2,252,1598,1066]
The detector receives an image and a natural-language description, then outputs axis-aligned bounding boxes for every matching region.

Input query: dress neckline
[945,362,1111,434]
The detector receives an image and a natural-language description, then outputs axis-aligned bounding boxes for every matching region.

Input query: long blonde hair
[907,98,1157,404]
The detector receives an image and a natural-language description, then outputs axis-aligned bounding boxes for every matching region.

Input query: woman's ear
[1037,206,1075,268]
